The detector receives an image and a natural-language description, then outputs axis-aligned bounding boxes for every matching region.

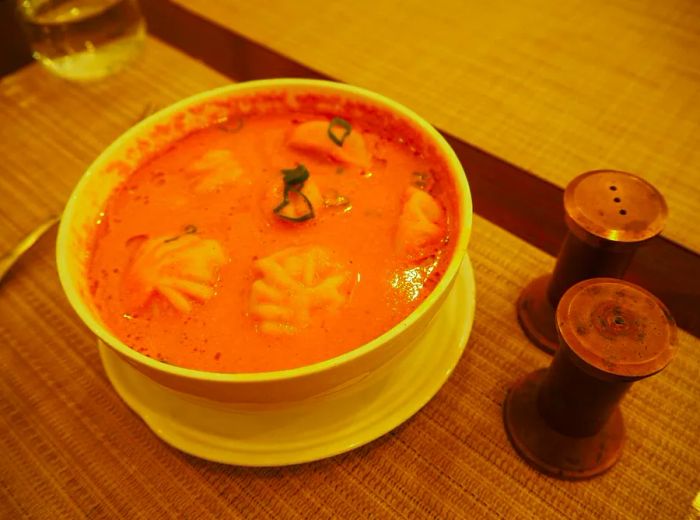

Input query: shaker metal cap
[557,278,678,378]
[564,170,668,243]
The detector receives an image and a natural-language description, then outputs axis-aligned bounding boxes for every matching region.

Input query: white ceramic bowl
[57,79,472,403]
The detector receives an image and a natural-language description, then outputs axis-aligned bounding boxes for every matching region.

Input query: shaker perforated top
[563,170,667,243]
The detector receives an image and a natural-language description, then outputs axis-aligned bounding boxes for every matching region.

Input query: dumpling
[250,246,353,335]
[189,149,243,193]
[288,120,369,168]
[124,233,226,313]
[396,186,445,260]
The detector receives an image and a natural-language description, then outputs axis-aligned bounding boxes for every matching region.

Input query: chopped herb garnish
[164,224,198,243]
[273,164,315,222]
[273,190,315,222]
[282,164,310,187]
[327,117,352,147]
[412,171,434,191]
[218,116,244,133]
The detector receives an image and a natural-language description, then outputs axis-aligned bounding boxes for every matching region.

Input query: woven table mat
[0,37,229,252]
[1,215,698,518]
[173,0,700,254]
[1,37,698,519]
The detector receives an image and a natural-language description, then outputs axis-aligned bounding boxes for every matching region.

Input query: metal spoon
[0,215,61,284]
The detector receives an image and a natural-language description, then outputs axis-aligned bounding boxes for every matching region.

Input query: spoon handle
[0,215,61,284]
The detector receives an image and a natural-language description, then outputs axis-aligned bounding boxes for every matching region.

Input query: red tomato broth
[88,103,460,373]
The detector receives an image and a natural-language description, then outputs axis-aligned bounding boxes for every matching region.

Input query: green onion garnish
[164,224,198,243]
[327,117,352,147]
[282,164,310,187]
[412,171,434,190]
[273,190,315,222]
[218,116,244,134]
[273,164,315,222]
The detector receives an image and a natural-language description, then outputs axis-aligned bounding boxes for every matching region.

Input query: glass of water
[17,0,145,81]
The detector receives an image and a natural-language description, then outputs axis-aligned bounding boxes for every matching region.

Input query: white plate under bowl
[99,255,475,466]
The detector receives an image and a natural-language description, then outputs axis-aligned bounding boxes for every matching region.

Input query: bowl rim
[57,78,472,383]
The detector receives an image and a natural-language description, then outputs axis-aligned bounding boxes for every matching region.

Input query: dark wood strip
[446,135,700,336]
[131,2,700,337]
[140,1,329,83]
[0,3,33,76]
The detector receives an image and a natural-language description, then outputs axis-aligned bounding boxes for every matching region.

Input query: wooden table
[2,3,699,518]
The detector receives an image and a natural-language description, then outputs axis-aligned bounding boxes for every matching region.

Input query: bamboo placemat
[172,0,700,255]
[2,217,698,518]
[0,37,229,252]
[1,37,699,519]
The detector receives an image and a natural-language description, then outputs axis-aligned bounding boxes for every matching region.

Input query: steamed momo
[189,149,243,193]
[396,186,446,259]
[87,96,459,372]
[124,233,226,313]
[250,246,353,335]
[288,120,369,168]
